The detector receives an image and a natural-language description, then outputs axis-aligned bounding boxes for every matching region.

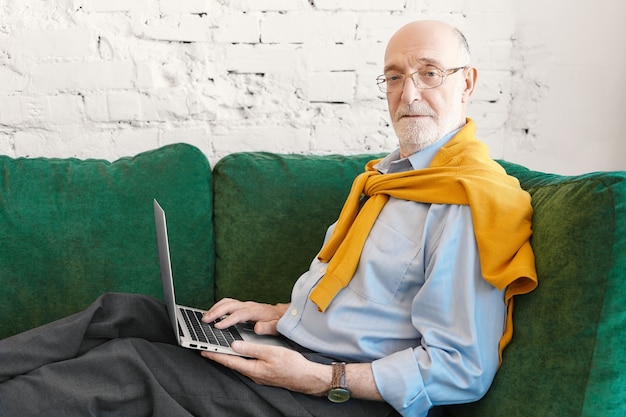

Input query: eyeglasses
[376,66,466,93]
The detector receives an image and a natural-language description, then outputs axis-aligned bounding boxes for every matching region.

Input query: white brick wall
[0,0,624,174]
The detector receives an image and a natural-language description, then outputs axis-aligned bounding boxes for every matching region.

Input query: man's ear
[461,67,478,103]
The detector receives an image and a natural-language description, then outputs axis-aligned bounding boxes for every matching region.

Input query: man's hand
[201,341,331,396]
[201,298,384,402]
[202,298,289,336]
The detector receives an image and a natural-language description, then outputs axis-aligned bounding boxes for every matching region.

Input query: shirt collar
[375,127,462,174]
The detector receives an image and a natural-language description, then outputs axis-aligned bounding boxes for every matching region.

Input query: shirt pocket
[346,218,422,304]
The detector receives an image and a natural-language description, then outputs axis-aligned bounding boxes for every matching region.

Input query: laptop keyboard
[179,307,244,347]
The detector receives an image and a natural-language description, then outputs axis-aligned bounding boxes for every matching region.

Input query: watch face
[327,387,351,403]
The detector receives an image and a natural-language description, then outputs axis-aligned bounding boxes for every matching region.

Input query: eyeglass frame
[376,66,467,93]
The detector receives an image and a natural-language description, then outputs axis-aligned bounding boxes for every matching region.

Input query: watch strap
[330,361,347,389]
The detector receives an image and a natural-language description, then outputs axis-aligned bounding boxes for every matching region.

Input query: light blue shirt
[277,131,506,417]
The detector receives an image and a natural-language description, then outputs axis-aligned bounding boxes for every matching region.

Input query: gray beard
[393,117,445,155]
[391,102,461,156]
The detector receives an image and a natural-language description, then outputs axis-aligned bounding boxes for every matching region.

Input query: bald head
[385,20,470,73]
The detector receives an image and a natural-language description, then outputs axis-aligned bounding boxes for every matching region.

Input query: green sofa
[1,143,624,416]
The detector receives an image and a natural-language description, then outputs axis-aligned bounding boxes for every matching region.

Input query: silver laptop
[153,199,293,356]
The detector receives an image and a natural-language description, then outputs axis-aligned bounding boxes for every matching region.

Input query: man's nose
[401,75,423,104]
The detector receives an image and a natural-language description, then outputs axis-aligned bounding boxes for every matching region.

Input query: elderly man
[0,20,536,417]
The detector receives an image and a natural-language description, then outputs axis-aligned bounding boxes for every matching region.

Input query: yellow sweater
[309,119,538,357]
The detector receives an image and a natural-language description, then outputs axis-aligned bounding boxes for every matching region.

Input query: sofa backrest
[211,151,384,304]
[0,144,215,338]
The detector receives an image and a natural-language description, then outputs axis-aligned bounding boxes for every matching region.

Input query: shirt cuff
[371,348,432,417]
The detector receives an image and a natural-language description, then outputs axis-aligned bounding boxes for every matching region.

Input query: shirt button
[319,266,327,274]
[290,309,298,316]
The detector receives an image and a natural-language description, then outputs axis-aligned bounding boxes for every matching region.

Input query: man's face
[384,22,470,157]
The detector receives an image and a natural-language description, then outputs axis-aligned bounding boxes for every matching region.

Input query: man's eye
[387,75,403,82]
[423,71,438,78]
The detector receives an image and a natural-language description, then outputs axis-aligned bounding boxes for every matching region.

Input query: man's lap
[0,293,398,417]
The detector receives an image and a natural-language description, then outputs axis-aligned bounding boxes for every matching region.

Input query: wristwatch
[327,361,351,403]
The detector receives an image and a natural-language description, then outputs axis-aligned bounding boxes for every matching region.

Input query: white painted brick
[224,44,304,74]
[355,69,387,101]
[467,0,516,14]
[312,0,405,11]
[226,0,309,12]
[472,40,513,70]
[213,125,310,154]
[313,119,357,152]
[186,91,218,120]
[135,61,174,90]
[307,71,356,103]
[0,95,84,126]
[13,131,49,158]
[135,55,199,90]
[111,127,161,159]
[0,66,29,94]
[213,13,261,44]
[31,61,134,93]
[159,0,218,15]
[0,96,22,125]
[312,102,397,154]
[25,124,159,161]
[355,15,417,44]
[137,14,211,42]
[13,128,116,160]
[306,42,384,77]
[10,95,40,125]
[84,92,163,122]
[84,94,109,122]
[261,13,358,44]
[47,95,86,124]
[465,12,516,42]
[0,131,14,157]
[58,128,117,160]
[467,101,509,131]
[2,29,93,60]
[215,72,274,110]
[472,70,510,103]
[151,92,193,120]
[81,0,156,13]
[305,44,360,72]
[105,92,158,122]
[213,71,305,122]
[422,0,467,13]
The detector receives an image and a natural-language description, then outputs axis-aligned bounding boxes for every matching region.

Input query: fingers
[231,340,262,357]
[201,298,243,326]
[201,341,261,367]
[254,320,279,336]
[201,342,254,370]
[201,341,270,362]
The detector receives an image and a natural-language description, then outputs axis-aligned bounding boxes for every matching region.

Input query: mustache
[394,103,437,119]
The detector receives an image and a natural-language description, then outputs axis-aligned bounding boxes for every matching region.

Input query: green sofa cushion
[447,162,626,417]
[212,152,384,304]
[0,143,215,339]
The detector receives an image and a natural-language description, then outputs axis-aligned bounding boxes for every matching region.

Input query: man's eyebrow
[384,58,444,74]
[383,63,403,73]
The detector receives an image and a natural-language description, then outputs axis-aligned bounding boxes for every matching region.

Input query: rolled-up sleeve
[372,204,506,416]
